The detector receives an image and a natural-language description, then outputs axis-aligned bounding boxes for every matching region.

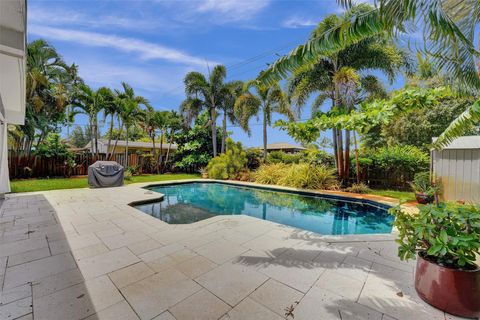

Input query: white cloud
[28,6,164,32]
[29,25,217,67]
[282,16,318,29]
[195,0,270,21]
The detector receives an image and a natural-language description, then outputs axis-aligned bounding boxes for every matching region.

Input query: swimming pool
[134,182,394,235]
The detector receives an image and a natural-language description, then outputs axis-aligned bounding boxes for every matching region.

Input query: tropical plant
[72,84,114,157]
[219,81,243,153]
[181,65,235,157]
[254,163,337,190]
[258,0,480,149]
[206,139,247,180]
[235,81,294,160]
[142,106,170,172]
[33,133,70,157]
[345,183,370,194]
[18,39,79,155]
[410,172,441,198]
[164,111,182,172]
[390,203,480,268]
[173,112,221,171]
[102,90,123,160]
[115,82,149,166]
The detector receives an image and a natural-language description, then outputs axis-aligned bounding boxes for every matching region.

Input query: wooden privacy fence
[8,152,153,179]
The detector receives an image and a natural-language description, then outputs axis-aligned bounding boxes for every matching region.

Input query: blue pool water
[134,182,394,235]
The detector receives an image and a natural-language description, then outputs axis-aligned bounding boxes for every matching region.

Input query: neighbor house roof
[256,142,306,151]
[432,136,480,150]
[84,139,177,150]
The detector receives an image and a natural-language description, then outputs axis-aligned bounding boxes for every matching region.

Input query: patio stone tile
[33,275,124,320]
[256,257,326,293]
[358,262,445,320]
[0,283,31,305]
[84,300,139,320]
[150,229,191,245]
[178,232,221,249]
[249,278,304,317]
[121,269,202,320]
[77,247,139,279]
[231,221,275,238]
[0,296,32,320]
[32,268,85,299]
[108,262,155,289]
[195,262,268,306]
[0,237,48,258]
[14,213,55,226]
[221,297,282,320]
[168,248,197,263]
[152,311,176,320]
[195,240,249,264]
[3,253,76,289]
[49,233,102,255]
[138,243,184,262]
[315,269,365,300]
[7,246,51,267]
[215,229,254,245]
[169,289,230,320]
[242,234,295,255]
[127,238,164,255]
[100,231,151,250]
[335,255,373,282]
[72,243,110,260]
[146,255,177,273]
[15,313,33,320]
[74,220,119,235]
[176,255,217,279]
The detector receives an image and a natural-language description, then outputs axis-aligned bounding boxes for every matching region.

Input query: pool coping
[128,179,409,240]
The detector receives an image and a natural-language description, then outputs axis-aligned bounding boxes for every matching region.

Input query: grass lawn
[368,189,416,202]
[10,173,200,193]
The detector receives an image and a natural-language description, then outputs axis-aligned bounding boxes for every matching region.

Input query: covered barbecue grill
[88,161,124,188]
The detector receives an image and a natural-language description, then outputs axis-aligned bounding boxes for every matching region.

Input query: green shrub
[410,172,441,197]
[34,133,71,157]
[254,163,337,190]
[267,149,335,167]
[345,183,371,194]
[390,203,480,268]
[245,148,263,170]
[253,163,288,185]
[207,139,247,180]
[267,151,303,164]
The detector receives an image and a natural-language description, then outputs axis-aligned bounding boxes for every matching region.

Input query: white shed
[432,136,480,203]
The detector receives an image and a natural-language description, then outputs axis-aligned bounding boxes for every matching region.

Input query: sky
[28,0,406,148]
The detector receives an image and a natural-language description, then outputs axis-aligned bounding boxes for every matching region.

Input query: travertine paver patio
[0,181,469,320]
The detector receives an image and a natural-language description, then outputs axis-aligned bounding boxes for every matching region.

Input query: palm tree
[258,1,480,148]
[164,111,182,172]
[181,65,229,157]
[219,81,243,153]
[254,5,407,180]
[115,82,149,166]
[235,81,294,160]
[103,92,123,160]
[22,39,75,155]
[142,109,169,172]
[73,85,113,157]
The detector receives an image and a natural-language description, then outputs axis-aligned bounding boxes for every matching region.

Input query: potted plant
[410,172,441,204]
[390,203,480,318]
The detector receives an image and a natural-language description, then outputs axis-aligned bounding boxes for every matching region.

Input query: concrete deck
[0,181,468,320]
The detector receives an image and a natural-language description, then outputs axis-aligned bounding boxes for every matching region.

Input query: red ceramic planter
[415,253,480,318]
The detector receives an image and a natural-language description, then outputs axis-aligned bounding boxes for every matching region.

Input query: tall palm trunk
[332,128,339,171]
[151,134,156,174]
[89,118,95,156]
[125,123,129,167]
[164,133,173,173]
[94,115,99,158]
[262,109,268,161]
[159,132,164,173]
[337,129,344,181]
[344,130,350,181]
[106,114,114,160]
[210,103,217,157]
[353,131,360,184]
[221,111,227,154]
[110,121,122,160]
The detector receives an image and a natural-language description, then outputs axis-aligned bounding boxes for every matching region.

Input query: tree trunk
[263,110,268,161]
[353,131,360,184]
[159,132,164,173]
[332,128,338,171]
[151,134,156,174]
[111,122,122,160]
[344,129,350,183]
[221,111,227,154]
[89,118,94,156]
[337,129,344,182]
[125,124,129,167]
[94,115,99,158]
[164,134,173,174]
[106,114,114,160]
[211,106,217,157]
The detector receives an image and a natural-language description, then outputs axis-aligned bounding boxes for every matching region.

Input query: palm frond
[433,99,480,149]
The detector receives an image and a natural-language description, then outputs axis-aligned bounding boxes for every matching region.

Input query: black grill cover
[88,161,124,188]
